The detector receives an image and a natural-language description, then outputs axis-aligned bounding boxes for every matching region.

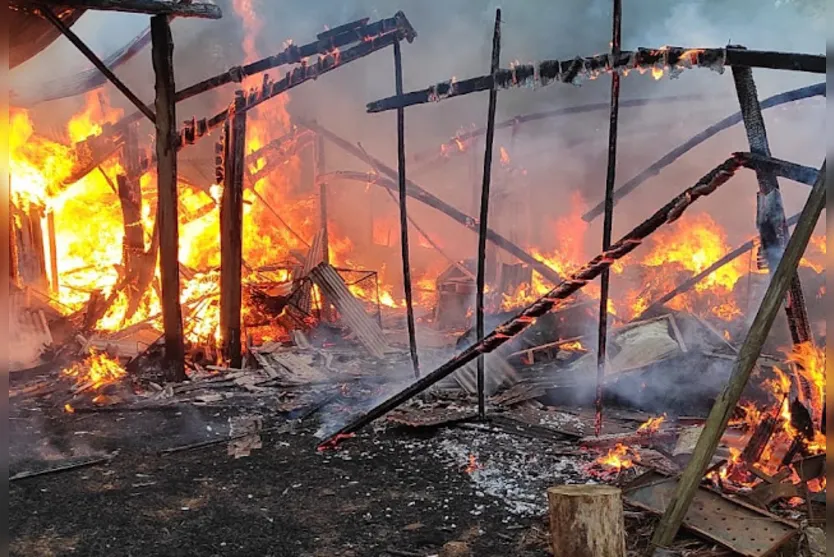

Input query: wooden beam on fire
[151,14,185,382]
[220,92,246,369]
[731,56,812,347]
[580,82,824,223]
[637,211,803,320]
[595,0,623,437]
[316,155,748,450]
[35,4,156,123]
[648,159,825,554]
[475,9,502,419]
[301,121,564,285]
[64,15,415,187]
[366,47,824,113]
[32,0,222,18]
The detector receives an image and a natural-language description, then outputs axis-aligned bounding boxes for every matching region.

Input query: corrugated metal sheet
[296,230,324,313]
[309,263,390,359]
[453,349,518,396]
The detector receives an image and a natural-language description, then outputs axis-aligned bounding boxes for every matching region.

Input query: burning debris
[7,3,826,556]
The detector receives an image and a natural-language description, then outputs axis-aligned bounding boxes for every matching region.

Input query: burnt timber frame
[17,0,222,18]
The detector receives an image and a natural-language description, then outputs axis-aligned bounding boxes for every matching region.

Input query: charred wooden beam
[649,159,825,553]
[220,93,246,369]
[177,31,406,148]
[732,60,812,346]
[9,201,21,287]
[740,153,819,186]
[366,47,824,113]
[595,0,622,437]
[151,14,185,382]
[46,210,59,294]
[33,0,222,18]
[739,415,778,467]
[36,4,156,123]
[317,155,747,449]
[638,211,802,319]
[303,121,564,284]
[475,9,502,418]
[65,15,414,186]
[393,40,420,378]
[581,82,825,222]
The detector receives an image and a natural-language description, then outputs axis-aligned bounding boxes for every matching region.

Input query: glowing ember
[62,351,127,392]
[64,403,75,414]
[464,454,482,474]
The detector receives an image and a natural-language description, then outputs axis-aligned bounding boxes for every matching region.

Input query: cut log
[547,484,625,557]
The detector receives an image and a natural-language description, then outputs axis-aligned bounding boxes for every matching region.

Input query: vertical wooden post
[475,9,501,420]
[9,201,20,287]
[315,130,331,321]
[46,210,59,294]
[595,0,623,437]
[731,58,811,346]
[220,91,246,369]
[648,160,826,554]
[394,39,420,379]
[151,14,185,382]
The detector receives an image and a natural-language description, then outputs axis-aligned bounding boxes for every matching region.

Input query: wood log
[739,415,778,466]
[547,485,625,557]
[35,0,222,18]
[151,14,185,382]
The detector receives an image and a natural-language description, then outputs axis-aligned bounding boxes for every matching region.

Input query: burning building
[8,1,826,556]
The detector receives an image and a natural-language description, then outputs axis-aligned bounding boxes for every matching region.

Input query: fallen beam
[637,211,802,319]
[366,47,824,113]
[35,0,222,18]
[648,159,825,553]
[318,170,563,285]
[741,153,819,186]
[581,82,824,222]
[316,154,747,449]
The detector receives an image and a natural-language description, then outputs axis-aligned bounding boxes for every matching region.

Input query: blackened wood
[475,9,501,419]
[595,0,622,437]
[46,210,59,294]
[9,201,20,286]
[37,5,156,123]
[648,159,825,553]
[304,124,564,285]
[317,156,746,449]
[741,153,819,186]
[581,83,824,222]
[638,211,802,319]
[115,175,144,274]
[151,14,185,382]
[35,0,222,18]
[393,40,420,379]
[315,130,331,321]
[366,47,824,113]
[732,61,812,346]
[220,92,246,369]
[739,415,778,466]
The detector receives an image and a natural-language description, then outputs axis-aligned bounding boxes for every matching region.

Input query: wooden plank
[36,0,222,18]
[151,14,185,382]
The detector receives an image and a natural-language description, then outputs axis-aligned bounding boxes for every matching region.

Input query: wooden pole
[648,160,826,554]
[315,130,331,321]
[151,14,185,382]
[475,9,501,420]
[595,0,622,437]
[46,210,59,294]
[393,40,420,379]
[548,485,625,557]
[220,92,246,369]
[731,59,811,346]
[9,201,20,287]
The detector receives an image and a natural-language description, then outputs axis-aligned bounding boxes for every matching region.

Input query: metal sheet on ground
[624,471,797,556]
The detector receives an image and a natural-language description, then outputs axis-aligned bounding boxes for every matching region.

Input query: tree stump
[547,485,625,557]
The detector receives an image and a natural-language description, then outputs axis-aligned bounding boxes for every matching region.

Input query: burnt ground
[9,391,814,557]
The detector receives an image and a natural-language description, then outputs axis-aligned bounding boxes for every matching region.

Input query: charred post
[9,201,20,287]
[648,159,825,553]
[315,130,331,320]
[46,210,59,294]
[151,14,185,382]
[731,59,812,347]
[595,0,622,438]
[393,39,420,378]
[475,9,501,419]
[220,92,247,369]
